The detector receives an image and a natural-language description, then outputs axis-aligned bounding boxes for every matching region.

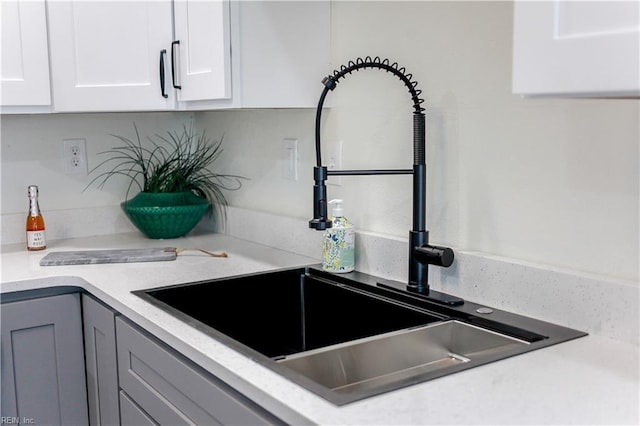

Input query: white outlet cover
[63,138,88,175]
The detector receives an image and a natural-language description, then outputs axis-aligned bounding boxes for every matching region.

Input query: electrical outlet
[63,138,88,175]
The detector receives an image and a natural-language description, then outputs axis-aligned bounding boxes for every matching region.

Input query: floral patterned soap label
[322,217,355,273]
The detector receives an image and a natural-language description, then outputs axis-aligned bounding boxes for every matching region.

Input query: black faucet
[309,57,463,306]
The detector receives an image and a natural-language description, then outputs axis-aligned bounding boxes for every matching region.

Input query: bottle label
[27,230,46,248]
[322,227,355,273]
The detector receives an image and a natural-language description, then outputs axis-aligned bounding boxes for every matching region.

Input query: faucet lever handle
[414,244,454,268]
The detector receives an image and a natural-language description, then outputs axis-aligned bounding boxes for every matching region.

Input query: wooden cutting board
[39,248,178,266]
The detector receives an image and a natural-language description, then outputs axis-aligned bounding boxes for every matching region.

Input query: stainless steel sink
[134,265,587,405]
[278,320,528,395]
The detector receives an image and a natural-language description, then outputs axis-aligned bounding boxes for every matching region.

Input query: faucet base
[376,282,464,306]
[405,285,465,306]
[377,282,464,306]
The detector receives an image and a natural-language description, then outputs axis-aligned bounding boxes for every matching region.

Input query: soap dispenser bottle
[322,199,355,273]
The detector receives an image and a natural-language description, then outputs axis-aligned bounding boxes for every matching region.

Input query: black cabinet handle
[171,40,182,90]
[159,49,168,98]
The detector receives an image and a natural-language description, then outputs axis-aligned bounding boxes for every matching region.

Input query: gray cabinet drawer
[119,391,158,426]
[116,318,283,425]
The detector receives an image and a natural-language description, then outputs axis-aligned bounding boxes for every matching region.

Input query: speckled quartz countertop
[1,232,638,425]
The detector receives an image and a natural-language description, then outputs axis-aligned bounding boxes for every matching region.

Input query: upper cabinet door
[237,1,331,108]
[178,0,330,110]
[512,1,640,97]
[47,1,175,112]
[173,0,231,102]
[0,0,51,107]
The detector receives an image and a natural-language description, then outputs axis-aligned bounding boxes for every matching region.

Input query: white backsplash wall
[197,1,639,283]
[1,112,194,214]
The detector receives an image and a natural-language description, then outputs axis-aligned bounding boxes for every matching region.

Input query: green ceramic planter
[121,192,209,239]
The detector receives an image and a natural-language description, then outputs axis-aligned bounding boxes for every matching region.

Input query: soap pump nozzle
[328,199,344,217]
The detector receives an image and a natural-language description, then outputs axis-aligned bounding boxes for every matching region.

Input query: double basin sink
[134,266,586,405]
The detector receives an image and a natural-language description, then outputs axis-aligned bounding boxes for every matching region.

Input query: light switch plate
[326,140,343,186]
[282,138,298,180]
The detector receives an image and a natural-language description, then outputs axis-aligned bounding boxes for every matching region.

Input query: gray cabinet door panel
[116,318,282,425]
[119,390,159,426]
[82,294,121,425]
[1,293,89,425]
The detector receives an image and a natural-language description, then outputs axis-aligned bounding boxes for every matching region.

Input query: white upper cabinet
[512,1,640,97]
[3,0,329,113]
[181,0,331,110]
[47,1,176,112]
[173,0,231,102]
[236,0,331,108]
[0,0,51,109]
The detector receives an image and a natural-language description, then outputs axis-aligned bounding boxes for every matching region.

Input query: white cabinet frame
[512,1,640,97]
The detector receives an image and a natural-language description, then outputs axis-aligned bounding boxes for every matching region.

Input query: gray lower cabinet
[82,294,121,425]
[119,391,157,426]
[116,318,283,425]
[1,290,282,425]
[0,293,89,425]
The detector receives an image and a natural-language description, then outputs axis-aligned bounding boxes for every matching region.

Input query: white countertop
[1,232,638,425]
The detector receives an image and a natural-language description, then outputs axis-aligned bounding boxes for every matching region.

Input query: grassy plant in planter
[87,123,245,239]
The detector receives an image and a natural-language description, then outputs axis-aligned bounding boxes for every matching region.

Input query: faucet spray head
[309,166,333,231]
[309,217,332,231]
